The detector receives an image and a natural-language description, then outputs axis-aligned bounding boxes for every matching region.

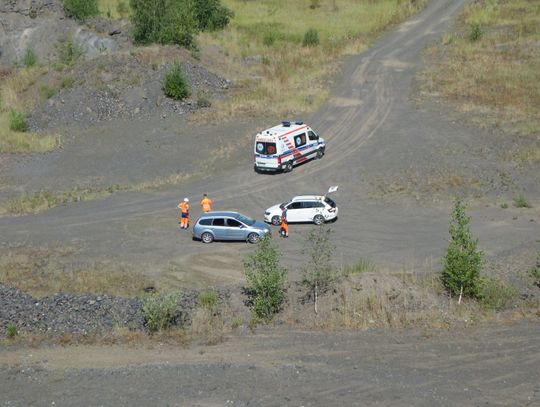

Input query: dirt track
[0,0,538,285]
[1,0,539,404]
[1,321,539,406]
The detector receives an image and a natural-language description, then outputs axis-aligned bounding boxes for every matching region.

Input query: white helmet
[184,197,189,202]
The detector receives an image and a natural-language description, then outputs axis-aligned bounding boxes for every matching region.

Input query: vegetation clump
[8,110,28,132]
[513,192,532,208]
[142,292,184,332]
[63,0,99,20]
[22,49,38,67]
[479,277,516,311]
[163,61,190,100]
[129,0,232,47]
[302,28,320,47]
[6,322,18,339]
[243,235,287,322]
[441,200,483,299]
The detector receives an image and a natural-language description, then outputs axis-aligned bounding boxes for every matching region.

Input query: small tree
[243,235,287,322]
[441,200,483,300]
[163,61,190,99]
[302,226,337,314]
[302,28,320,47]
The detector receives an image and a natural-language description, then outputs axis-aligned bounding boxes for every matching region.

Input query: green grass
[343,257,377,275]
[0,112,61,153]
[513,192,532,208]
[418,0,540,137]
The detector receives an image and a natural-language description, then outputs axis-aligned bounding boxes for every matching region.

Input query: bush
[40,85,57,99]
[441,200,483,299]
[142,292,184,332]
[514,192,532,208]
[6,322,17,339]
[303,28,320,47]
[116,0,130,18]
[243,235,287,322]
[263,31,277,46]
[163,61,190,100]
[193,0,233,31]
[63,0,99,20]
[469,23,482,42]
[130,0,231,46]
[22,49,37,67]
[9,110,28,132]
[480,278,516,311]
[198,290,218,309]
[196,90,212,108]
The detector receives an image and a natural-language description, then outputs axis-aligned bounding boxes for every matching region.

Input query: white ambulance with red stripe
[254,121,326,173]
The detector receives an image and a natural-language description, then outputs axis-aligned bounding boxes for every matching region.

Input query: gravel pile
[0,284,231,336]
[29,55,231,130]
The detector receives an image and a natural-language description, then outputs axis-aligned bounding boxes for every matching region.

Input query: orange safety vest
[178,202,189,214]
[200,197,212,212]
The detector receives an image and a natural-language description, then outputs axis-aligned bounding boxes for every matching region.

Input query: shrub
[163,61,190,100]
[142,292,183,332]
[302,226,337,313]
[514,192,532,208]
[6,322,17,339]
[9,110,28,132]
[198,290,218,309]
[480,278,516,311]
[469,23,482,42]
[243,235,287,322]
[130,0,198,47]
[22,49,38,67]
[303,28,320,47]
[193,0,233,31]
[441,200,483,299]
[63,0,99,20]
[61,76,75,89]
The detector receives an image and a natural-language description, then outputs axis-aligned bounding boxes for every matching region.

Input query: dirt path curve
[1,0,538,284]
[1,320,539,406]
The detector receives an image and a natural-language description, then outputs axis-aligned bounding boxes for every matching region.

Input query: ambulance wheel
[201,232,214,244]
[284,162,293,173]
[247,233,260,244]
[316,149,324,159]
[313,215,325,225]
[271,215,282,226]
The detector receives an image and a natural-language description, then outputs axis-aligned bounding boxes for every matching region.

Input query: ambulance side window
[308,131,318,141]
[294,133,306,148]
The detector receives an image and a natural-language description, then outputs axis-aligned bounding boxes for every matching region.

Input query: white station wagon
[264,195,338,226]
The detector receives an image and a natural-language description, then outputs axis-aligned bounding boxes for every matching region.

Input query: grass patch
[197,0,427,120]
[22,49,38,68]
[98,0,130,19]
[417,0,540,137]
[142,292,185,332]
[343,257,377,275]
[5,322,18,339]
[0,247,154,297]
[480,277,517,311]
[0,67,62,152]
[513,192,532,208]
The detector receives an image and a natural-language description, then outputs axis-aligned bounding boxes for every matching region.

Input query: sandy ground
[0,0,539,404]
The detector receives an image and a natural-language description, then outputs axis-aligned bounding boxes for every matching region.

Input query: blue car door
[225,218,245,240]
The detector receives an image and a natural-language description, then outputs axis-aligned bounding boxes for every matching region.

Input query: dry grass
[195,0,427,121]
[417,0,540,138]
[0,247,154,297]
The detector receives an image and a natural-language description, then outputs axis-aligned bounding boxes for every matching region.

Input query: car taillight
[277,155,281,164]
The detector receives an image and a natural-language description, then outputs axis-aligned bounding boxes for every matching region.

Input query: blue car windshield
[236,213,255,226]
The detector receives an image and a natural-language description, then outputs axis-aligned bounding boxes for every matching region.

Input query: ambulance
[253,121,326,173]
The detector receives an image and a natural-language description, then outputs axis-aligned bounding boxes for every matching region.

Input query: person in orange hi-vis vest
[279,208,289,238]
[178,198,190,229]
[200,193,213,212]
